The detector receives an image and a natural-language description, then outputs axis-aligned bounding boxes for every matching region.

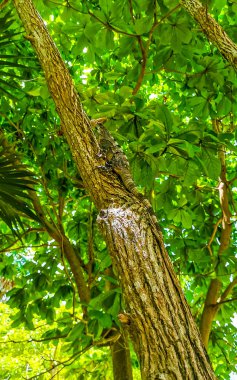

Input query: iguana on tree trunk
[91,118,162,235]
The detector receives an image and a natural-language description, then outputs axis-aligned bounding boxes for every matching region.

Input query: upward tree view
[0,0,236,379]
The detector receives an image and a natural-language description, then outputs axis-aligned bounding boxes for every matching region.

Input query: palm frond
[0,9,38,98]
[0,138,39,236]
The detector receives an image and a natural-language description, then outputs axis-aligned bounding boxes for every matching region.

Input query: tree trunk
[14,1,216,378]
[98,204,215,379]
[111,332,133,380]
[105,267,134,380]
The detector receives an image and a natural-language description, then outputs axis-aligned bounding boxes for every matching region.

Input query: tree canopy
[0,1,237,379]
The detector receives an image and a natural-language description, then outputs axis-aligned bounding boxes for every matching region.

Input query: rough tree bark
[180,0,237,70]
[14,1,216,379]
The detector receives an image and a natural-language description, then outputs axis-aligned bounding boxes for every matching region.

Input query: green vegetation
[0,1,236,378]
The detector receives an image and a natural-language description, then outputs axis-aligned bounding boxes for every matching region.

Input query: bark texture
[180,0,237,70]
[14,1,216,378]
[98,204,215,379]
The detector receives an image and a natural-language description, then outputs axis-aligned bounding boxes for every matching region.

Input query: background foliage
[0,0,237,378]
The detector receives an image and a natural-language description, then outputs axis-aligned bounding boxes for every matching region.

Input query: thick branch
[14,0,120,210]
[200,277,237,348]
[180,0,237,70]
[199,278,221,349]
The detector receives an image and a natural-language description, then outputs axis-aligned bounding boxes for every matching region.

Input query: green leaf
[217,96,232,116]
[99,0,112,13]
[180,210,192,229]
[153,46,173,68]
[134,17,153,34]
[34,273,50,291]
[11,314,24,328]
[183,161,199,186]
[105,29,114,49]
[66,323,85,342]
[155,105,173,132]
[175,22,192,44]
[84,22,101,42]
[167,209,183,224]
[146,143,166,154]
[201,149,221,180]
[46,308,55,323]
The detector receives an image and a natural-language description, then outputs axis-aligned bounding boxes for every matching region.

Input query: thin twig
[60,236,77,315]
[0,333,68,344]
[0,0,9,11]
[22,346,92,380]
[0,227,45,253]
[219,276,237,304]
[128,0,135,24]
[217,297,237,306]
[206,218,222,256]
[133,4,181,95]
[86,10,138,37]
